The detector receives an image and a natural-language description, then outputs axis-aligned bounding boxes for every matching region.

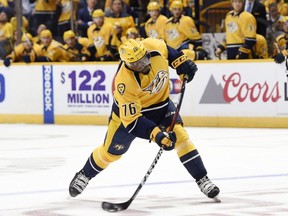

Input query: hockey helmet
[119,39,150,72]
[170,0,183,10]
[21,33,33,42]
[119,39,147,63]
[147,1,160,11]
[63,30,75,41]
[40,29,52,38]
[92,9,104,18]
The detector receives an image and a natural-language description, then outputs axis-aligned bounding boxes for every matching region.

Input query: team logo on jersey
[117,83,125,95]
[143,70,168,94]
[227,21,238,33]
[113,144,125,151]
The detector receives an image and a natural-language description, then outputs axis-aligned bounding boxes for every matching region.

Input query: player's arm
[237,13,257,59]
[167,45,198,83]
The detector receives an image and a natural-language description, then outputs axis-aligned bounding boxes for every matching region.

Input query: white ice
[0,124,288,216]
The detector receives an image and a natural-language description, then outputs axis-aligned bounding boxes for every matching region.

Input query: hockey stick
[102,78,188,212]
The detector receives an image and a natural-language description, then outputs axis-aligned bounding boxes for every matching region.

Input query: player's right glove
[3,58,11,67]
[150,127,176,151]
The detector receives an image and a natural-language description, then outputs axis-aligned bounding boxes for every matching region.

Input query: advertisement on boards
[182,61,288,117]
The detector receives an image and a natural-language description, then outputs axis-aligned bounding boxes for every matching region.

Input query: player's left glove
[150,127,176,151]
[274,52,285,64]
[171,55,197,83]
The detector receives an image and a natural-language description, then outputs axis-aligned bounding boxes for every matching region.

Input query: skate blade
[213,196,221,203]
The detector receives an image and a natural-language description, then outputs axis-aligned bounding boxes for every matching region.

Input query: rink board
[0,60,288,127]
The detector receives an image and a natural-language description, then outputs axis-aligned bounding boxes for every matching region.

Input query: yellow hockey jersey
[145,14,168,39]
[223,10,257,49]
[164,15,201,49]
[87,22,114,58]
[6,43,42,62]
[253,34,268,59]
[58,0,79,24]
[40,39,66,62]
[113,38,170,128]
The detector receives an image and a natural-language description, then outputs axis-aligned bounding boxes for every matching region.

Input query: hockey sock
[83,153,103,178]
[180,149,207,181]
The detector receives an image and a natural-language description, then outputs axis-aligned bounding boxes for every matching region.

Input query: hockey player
[87,9,114,61]
[144,1,168,39]
[69,38,220,201]
[163,1,208,60]
[215,0,257,59]
[62,30,91,62]
[3,33,42,67]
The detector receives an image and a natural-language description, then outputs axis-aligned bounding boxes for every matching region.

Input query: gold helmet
[63,30,75,41]
[92,9,104,18]
[170,0,183,10]
[40,29,52,38]
[21,33,33,42]
[147,1,160,11]
[119,39,147,63]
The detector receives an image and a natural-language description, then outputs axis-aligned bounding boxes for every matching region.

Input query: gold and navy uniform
[275,33,288,55]
[83,38,207,184]
[164,15,202,50]
[34,0,58,13]
[252,34,268,59]
[40,39,66,62]
[145,14,168,39]
[6,43,42,62]
[220,10,257,59]
[87,22,114,60]
[62,38,90,62]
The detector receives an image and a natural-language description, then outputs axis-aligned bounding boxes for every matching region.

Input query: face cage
[126,53,151,72]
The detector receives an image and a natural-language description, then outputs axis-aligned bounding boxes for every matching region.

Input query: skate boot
[197,175,220,202]
[69,170,91,197]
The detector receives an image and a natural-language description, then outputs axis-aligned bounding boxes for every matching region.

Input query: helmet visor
[126,52,151,72]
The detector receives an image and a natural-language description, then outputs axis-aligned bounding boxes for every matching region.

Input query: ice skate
[197,176,220,202]
[69,170,91,197]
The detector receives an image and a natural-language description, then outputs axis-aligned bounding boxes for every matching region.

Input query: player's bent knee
[92,146,122,169]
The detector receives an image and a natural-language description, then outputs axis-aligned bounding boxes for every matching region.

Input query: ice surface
[0,124,288,215]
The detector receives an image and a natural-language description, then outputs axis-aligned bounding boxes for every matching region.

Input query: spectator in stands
[143,1,168,39]
[3,33,42,67]
[104,0,130,15]
[244,0,267,37]
[264,0,288,16]
[57,0,79,43]
[76,0,99,37]
[266,2,285,57]
[108,21,123,60]
[215,0,257,59]
[61,30,90,61]
[87,9,114,61]
[0,10,13,59]
[30,0,60,36]
[163,1,208,60]
[104,0,135,37]
[33,24,47,45]
[273,17,288,63]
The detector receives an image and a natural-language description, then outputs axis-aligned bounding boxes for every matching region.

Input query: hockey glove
[195,47,209,60]
[171,55,197,83]
[150,127,176,151]
[3,58,11,67]
[274,52,285,64]
[22,55,31,63]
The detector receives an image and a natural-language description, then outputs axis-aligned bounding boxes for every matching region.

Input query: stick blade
[102,201,130,212]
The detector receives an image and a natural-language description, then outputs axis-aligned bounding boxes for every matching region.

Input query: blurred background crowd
[1,0,288,66]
